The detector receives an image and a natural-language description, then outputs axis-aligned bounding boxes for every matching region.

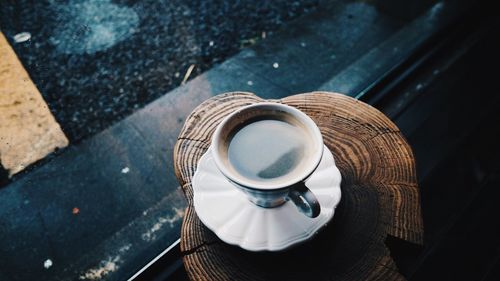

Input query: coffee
[227,118,311,183]
[211,103,323,216]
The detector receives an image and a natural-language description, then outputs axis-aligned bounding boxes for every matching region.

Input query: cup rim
[211,102,324,191]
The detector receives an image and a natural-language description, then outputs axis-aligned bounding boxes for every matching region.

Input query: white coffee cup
[211,103,324,218]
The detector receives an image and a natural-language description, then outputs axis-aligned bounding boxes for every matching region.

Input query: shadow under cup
[211,103,324,217]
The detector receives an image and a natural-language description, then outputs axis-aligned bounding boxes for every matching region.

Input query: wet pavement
[0,0,322,142]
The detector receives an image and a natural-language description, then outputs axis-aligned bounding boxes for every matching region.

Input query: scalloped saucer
[192,145,342,251]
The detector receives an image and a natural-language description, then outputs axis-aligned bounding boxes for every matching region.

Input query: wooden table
[173,92,423,280]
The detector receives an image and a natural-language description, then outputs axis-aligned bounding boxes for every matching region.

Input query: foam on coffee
[225,115,313,184]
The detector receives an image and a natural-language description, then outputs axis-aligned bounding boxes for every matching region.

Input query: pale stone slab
[0,32,68,176]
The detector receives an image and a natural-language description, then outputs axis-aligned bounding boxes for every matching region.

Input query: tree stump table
[173,92,423,280]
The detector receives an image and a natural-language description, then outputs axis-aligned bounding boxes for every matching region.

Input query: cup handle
[288,182,321,218]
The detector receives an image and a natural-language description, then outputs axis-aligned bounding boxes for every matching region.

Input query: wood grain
[173,92,423,281]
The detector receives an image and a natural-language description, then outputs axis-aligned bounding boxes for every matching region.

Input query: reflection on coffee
[227,119,310,182]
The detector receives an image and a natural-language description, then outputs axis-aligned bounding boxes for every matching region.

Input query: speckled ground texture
[0,0,322,142]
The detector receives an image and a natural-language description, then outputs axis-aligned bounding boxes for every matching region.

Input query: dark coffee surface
[227,119,309,182]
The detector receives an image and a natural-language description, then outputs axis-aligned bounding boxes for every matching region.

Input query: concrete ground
[0,0,322,142]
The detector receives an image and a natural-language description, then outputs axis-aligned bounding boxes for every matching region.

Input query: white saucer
[192,145,342,251]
